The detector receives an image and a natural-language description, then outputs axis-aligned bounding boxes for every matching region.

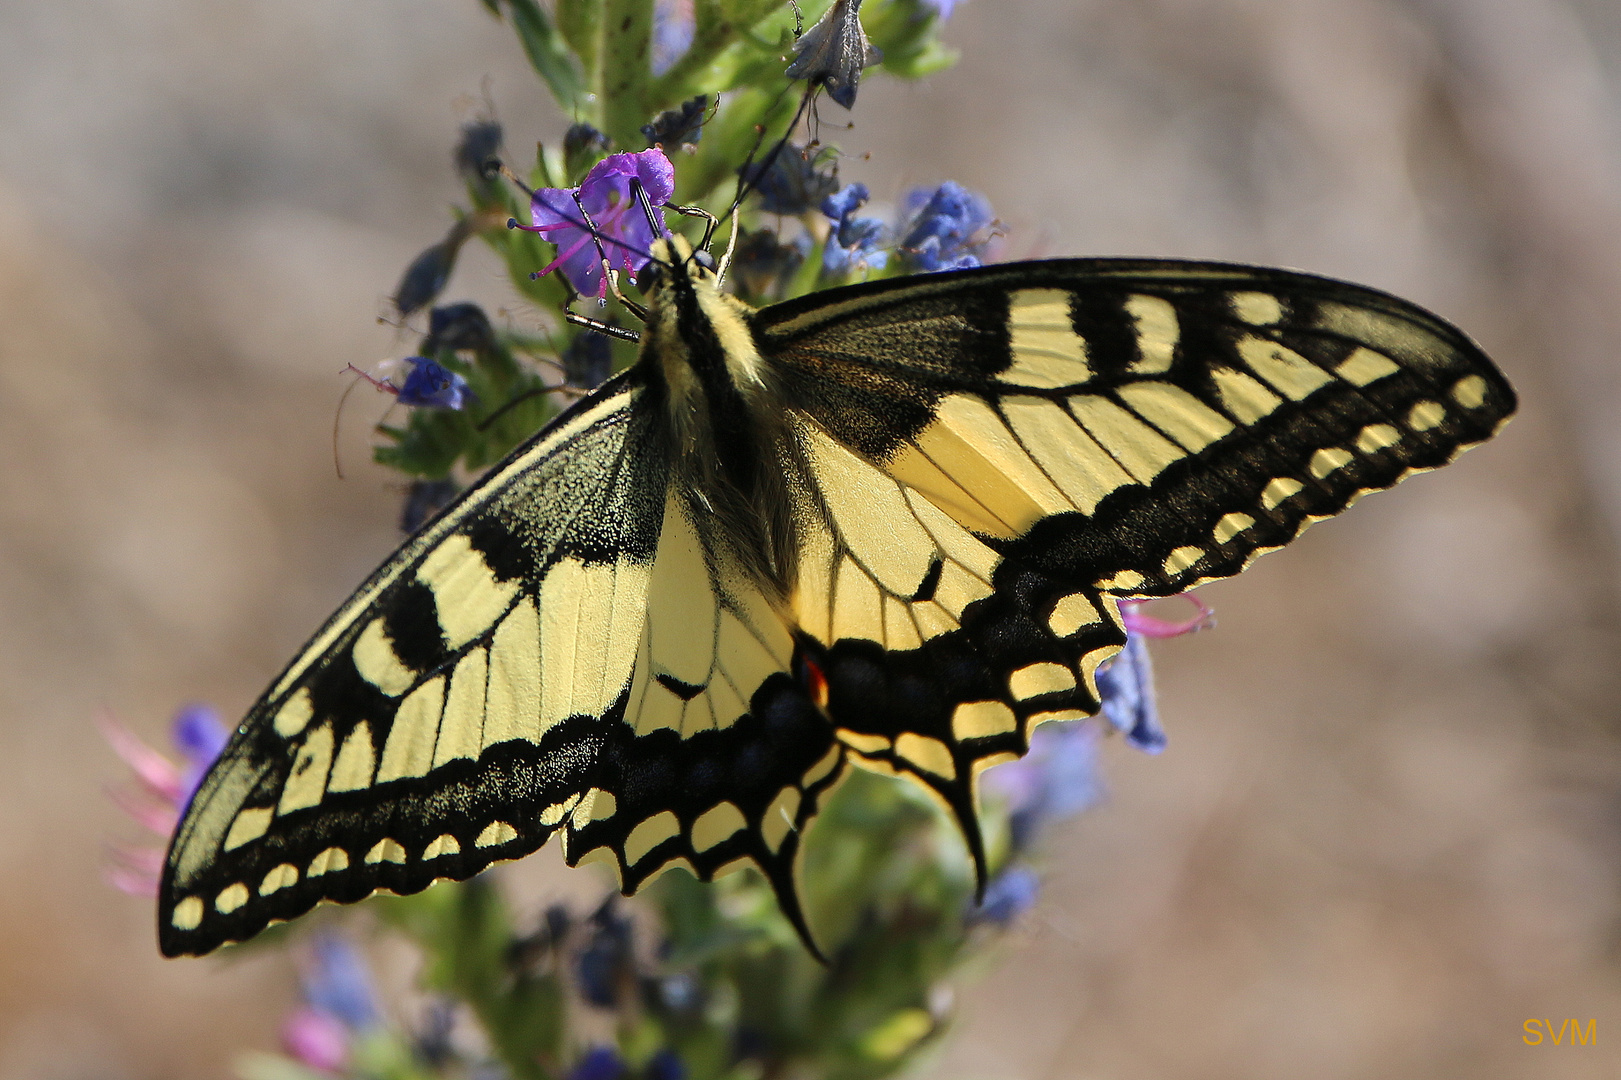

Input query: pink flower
[281,1007,352,1074]
[1120,593,1215,638]
[101,703,228,896]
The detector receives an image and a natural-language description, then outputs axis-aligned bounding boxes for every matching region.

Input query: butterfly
[160,234,1515,958]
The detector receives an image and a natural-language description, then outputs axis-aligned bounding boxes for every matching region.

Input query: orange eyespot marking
[798,653,829,709]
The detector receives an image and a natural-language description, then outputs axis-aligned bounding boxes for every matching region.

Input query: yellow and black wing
[159,372,844,955]
[162,255,1515,959]
[754,257,1515,871]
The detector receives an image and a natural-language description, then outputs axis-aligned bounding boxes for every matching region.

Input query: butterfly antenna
[331,368,370,480]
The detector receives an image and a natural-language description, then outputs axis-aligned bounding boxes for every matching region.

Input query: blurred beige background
[3,1,1620,1078]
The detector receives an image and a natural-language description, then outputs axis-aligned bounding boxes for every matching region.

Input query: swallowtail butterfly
[160,234,1515,956]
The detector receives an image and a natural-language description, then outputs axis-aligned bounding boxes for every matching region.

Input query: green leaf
[556,0,603,84]
[499,0,586,114]
[648,0,792,104]
[863,0,960,81]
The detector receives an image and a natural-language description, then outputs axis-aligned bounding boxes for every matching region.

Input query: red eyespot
[799,653,829,709]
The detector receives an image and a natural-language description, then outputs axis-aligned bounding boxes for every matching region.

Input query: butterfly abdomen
[644,242,802,589]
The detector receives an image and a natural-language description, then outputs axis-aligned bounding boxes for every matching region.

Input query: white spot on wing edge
[308,847,349,876]
[476,821,520,848]
[365,838,407,864]
[259,863,299,896]
[214,883,249,914]
[171,896,205,930]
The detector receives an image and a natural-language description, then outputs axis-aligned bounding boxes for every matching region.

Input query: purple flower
[820,183,888,274]
[1094,634,1165,754]
[898,181,997,272]
[568,1047,627,1080]
[652,0,696,76]
[974,866,1040,925]
[918,0,963,21]
[516,150,674,299]
[395,357,470,410]
[102,704,228,896]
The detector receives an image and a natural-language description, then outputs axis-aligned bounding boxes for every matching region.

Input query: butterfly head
[642,234,718,294]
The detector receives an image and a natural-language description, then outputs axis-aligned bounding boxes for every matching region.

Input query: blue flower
[517,150,674,299]
[102,702,230,896]
[169,704,229,808]
[564,122,613,176]
[301,933,380,1031]
[576,896,635,1008]
[395,219,475,316]
[423,303,496,356]
[1095,634,1166,754]
[738,142,839,215]
[568,1047,627,1080]
[644,1050,686,1080]
[652,0,696,77]
[399,478,460,533]
[642,95,710,149]
[396,357,471,410]
[455,119,504,180]
[981,721,1103,851]
[821,183,888,274]
[974,866,1039,925]
[731,228,812,301]
[898,181,996,272]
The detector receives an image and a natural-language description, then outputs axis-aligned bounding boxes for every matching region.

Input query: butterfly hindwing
[562,486,846,946]
[753,259,1513,870]
[788,414,1124,870]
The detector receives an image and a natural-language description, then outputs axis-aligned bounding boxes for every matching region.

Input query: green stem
[598,0,655,147]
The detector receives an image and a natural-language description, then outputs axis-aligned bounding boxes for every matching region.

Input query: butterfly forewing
[755,258,1514,597]
[161,377,670,955]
